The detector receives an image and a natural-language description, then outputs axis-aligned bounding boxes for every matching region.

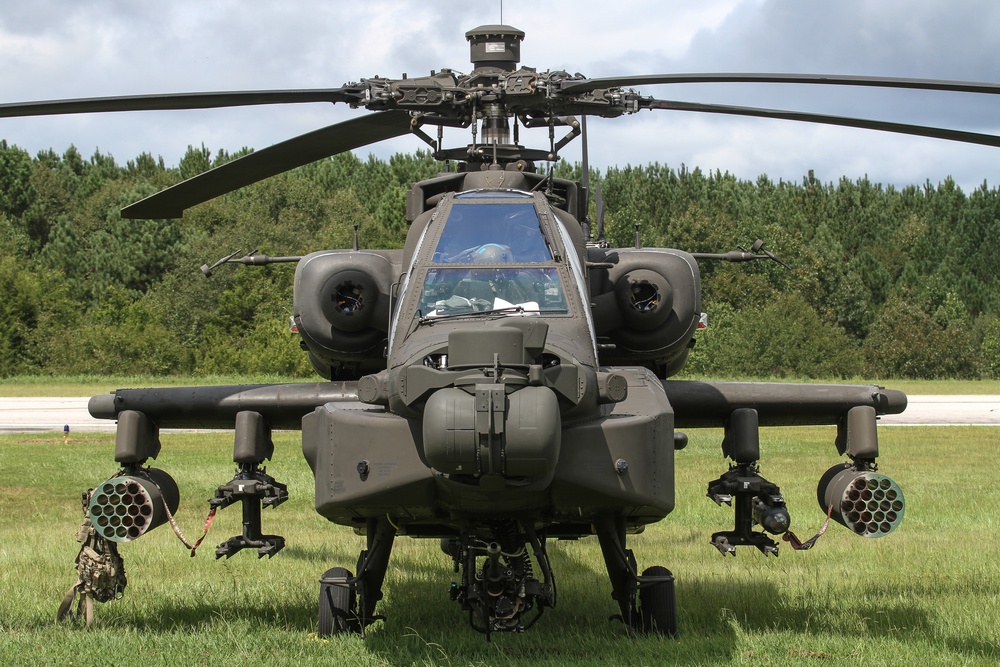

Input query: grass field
[1,425,999,666]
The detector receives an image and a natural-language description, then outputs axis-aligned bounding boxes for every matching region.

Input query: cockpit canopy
[418,193,568,317]
[431,195,553,264]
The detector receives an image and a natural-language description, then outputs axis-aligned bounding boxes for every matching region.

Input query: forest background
[2,140,999,380]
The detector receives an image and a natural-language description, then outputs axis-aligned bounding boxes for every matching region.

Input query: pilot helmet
[470,243,513,263]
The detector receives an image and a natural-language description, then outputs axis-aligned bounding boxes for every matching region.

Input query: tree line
[2,139,998,380]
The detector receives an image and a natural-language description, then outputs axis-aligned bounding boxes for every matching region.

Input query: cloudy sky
[2,0,999,191]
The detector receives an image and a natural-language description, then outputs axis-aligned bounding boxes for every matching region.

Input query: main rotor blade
[642,98,1000,148]
[122,110,411,219]
[560,73,1000,96]
[0,89,363,118]
[580,116,592,240]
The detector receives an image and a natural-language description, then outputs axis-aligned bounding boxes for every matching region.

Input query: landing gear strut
[595,516,677,636]
[317,517,396,636]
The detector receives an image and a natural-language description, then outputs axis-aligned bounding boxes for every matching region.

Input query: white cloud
[1,0,997,190]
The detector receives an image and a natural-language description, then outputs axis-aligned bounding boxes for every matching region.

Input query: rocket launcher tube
[88,468,179,543]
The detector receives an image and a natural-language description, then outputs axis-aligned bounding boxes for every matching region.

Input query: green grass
[2,374,998,397]
[2,426,999,665]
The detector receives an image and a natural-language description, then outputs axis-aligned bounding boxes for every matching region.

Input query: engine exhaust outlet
[817,464,904,537]
[88,468,179,542]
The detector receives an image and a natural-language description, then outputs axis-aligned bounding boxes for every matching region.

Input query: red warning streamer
[782,504,834,551]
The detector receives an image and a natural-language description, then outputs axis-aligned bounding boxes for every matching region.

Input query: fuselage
[301,181,678,537]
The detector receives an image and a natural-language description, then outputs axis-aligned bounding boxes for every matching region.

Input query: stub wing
[88,382,358,430]
[663,380,906,428]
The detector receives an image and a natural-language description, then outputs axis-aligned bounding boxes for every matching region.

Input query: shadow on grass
[280,543,343,564]
[543,538,1000,664]
[344,546,737,664]
[106,597,317,634]
[32,538,1000,665]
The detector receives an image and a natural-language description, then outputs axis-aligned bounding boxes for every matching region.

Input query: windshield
[418,266,568,317]
[432,202,552,264]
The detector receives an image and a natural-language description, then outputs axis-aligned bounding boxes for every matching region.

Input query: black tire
[639,565,677,637]
[318,567,357,636]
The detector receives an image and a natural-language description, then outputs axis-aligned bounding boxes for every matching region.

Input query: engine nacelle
[293,250,398,378]
[590,248,701,375]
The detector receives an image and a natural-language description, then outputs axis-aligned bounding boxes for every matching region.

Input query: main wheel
[318,567,357,636]
[638,565,677,637]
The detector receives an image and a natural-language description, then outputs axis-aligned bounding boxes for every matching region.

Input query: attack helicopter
[5,23,999,638]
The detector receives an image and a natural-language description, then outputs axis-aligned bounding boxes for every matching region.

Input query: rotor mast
[461,25,526,164]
